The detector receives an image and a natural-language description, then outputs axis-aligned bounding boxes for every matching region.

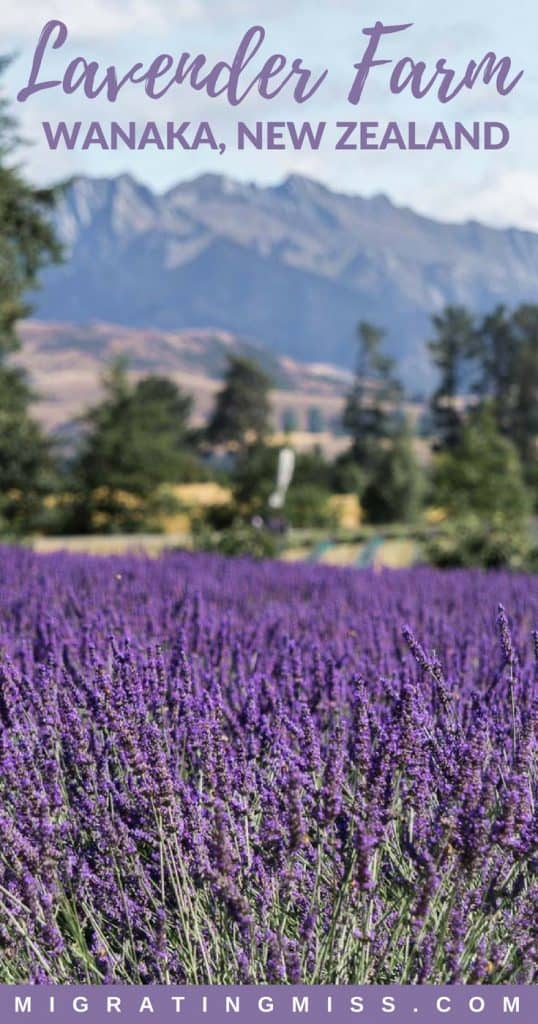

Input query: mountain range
[32,171,538,389]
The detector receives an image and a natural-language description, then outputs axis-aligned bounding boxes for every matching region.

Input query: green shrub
[285,484,336,529]
[425,514,530,570]
[193,521,278,559]
[361,430,426,525]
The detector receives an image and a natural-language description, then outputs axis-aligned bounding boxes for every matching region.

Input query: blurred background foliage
[0,58,536,569]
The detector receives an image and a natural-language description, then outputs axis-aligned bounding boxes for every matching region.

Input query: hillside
[18,320,353,444]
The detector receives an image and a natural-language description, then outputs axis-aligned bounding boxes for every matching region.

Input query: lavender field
[0,547,536,984]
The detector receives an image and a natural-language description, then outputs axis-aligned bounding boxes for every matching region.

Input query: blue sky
[3,1,537,229]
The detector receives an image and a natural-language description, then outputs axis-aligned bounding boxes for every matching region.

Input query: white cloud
[3,1,203,41]
[429,171,538,231]
[2,0,298,42]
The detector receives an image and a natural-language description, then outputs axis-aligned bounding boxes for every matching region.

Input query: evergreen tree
[343,321,402,469]
[428,305,476,450]
[434,404,530,526]
[207,354,272,447]
[361,423,426,525]
[430,405,531,568]
[69,361,198,532]
[473,305,516,434]
[0,368,57,532]
[232,442,278,512]
[502,305,538,485]
[0,57,61,532]
[473,304,538,500]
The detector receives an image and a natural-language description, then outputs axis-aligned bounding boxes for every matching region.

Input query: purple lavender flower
[0,547,534,985]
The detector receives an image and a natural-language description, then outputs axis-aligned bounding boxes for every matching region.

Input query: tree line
[2,307,536,567]
[340,315,535,566]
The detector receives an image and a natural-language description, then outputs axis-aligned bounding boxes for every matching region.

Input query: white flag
[268,447,295,509]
